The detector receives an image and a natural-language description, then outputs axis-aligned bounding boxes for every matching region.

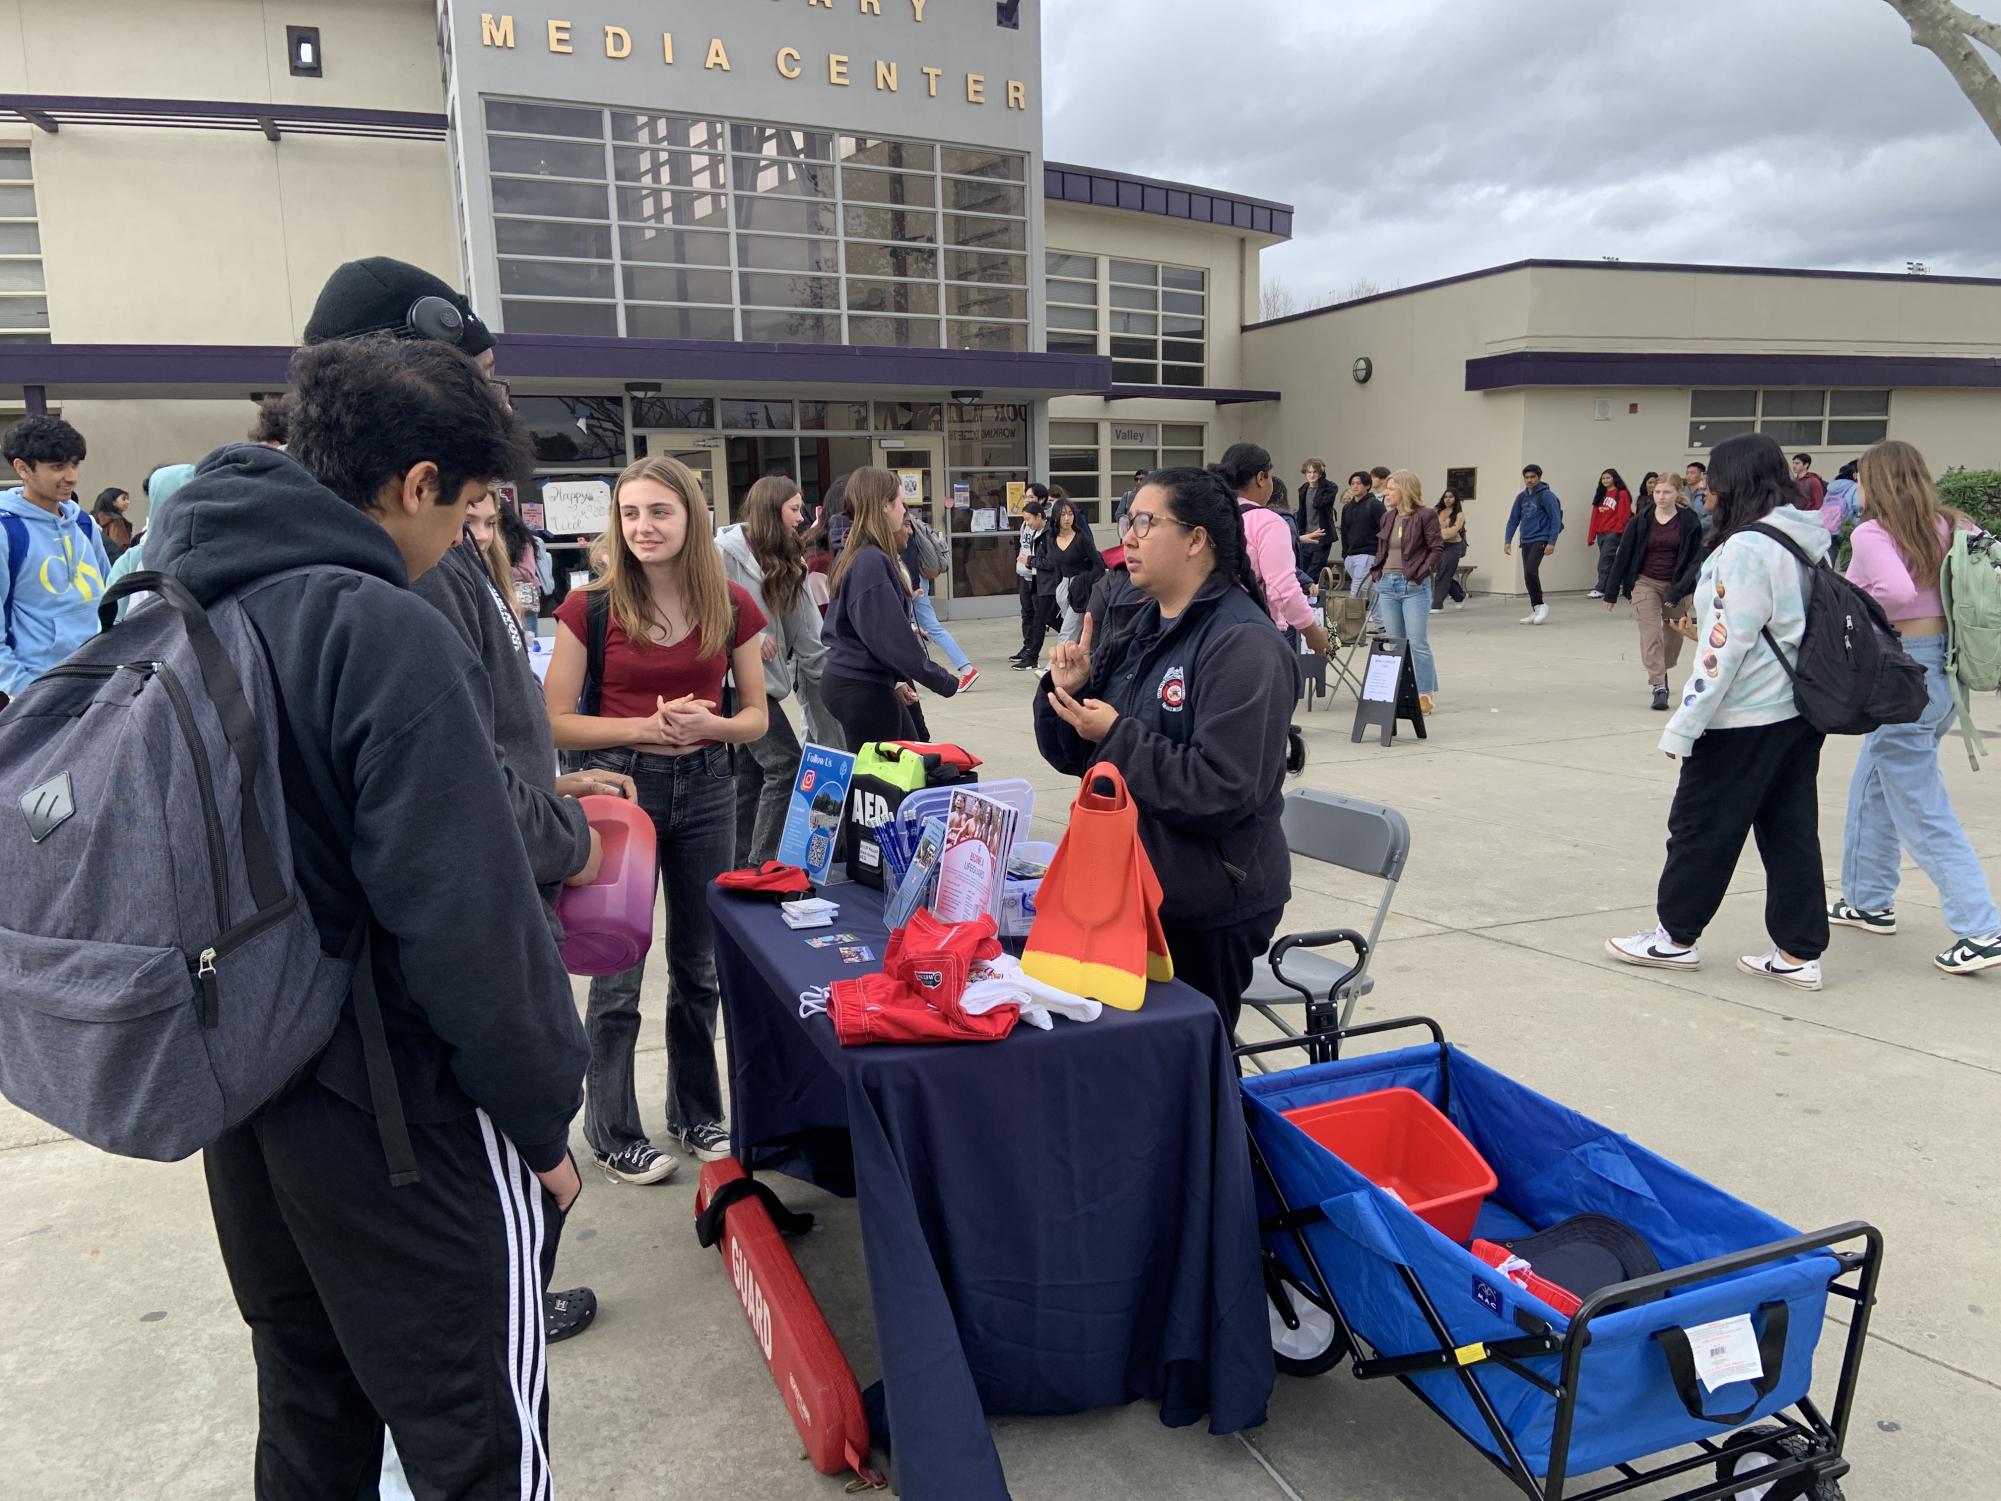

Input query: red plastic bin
[1282,1086,1497,1243]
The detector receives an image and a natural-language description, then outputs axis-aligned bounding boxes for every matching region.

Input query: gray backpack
[0,569,417,1182]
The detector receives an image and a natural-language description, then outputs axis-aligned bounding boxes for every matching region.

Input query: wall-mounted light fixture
[287,26,323,78]
[624,381,662,397]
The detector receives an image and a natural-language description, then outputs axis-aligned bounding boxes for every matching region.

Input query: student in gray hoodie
[717,474,838,864]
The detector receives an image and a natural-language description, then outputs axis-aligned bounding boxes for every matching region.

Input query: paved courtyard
[4,596,1998,1499]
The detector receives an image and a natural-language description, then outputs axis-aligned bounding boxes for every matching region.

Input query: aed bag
[839,739,980,888]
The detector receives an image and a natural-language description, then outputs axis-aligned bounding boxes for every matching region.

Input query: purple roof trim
[1044,161,1292,241]
[1104,385,1280,406]
[1465,350,2001,392]
[0,94,447,141]
[0,339,1112,397]
[1247,257,2001,332]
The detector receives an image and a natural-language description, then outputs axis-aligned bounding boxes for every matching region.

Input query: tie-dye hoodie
[0,490,111,696]
[1660,505,1831,758]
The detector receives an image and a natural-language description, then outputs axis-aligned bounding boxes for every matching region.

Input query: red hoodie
[1586,487,1632,543]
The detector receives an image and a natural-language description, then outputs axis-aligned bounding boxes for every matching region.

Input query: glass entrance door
[634,431,730,529]
[874,435,949,608]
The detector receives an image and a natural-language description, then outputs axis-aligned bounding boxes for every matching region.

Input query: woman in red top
[1586,467,1633,601]
[544,455,768,1183]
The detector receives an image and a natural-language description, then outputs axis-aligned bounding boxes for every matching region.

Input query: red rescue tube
[693,1160,881,1485]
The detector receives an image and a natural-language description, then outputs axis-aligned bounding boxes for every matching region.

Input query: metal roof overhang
[0,337,1115,404]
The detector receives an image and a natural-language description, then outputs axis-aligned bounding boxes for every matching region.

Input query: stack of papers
[780,898,841,930]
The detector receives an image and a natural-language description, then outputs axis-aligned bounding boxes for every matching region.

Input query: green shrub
[1937,468,2001,531]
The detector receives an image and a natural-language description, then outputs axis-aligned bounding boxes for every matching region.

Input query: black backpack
[1748,523,1927,736]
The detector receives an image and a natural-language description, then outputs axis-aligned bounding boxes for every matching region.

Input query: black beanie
[303,256,496,357]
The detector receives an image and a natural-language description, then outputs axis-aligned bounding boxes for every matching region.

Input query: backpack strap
[582,589,608,716]
[348,920,420,1186]
[99,569,288,910]
[1746,523,1817,679]
[1,511,27,652]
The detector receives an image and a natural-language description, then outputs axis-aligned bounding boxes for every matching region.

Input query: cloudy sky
[1041,0,2001,308]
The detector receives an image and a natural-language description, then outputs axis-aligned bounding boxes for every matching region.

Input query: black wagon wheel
[1264,1253,1349,1377]
[1715,1424,1848,1501]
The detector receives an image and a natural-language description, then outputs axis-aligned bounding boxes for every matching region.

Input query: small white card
[1682,1315,1764,1391]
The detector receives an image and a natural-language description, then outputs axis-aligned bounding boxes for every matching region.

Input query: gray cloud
[1041,0,2001,302]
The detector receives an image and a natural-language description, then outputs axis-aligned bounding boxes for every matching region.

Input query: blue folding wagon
[1241,1017,1881,1501]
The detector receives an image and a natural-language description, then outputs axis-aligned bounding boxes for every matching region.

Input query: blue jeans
[911,582,970,672]
[1841,634,2000,937]
[580,745,737,1153]
[1376,575,1438,693]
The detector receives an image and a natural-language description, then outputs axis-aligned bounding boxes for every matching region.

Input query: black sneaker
[1010,655,1032,671]
[1828,899,1896,936]
[545,1287,598,1343]
[1651,685,1669,712]
[592,1143,679,1185]
[676,1122,732,1162]
[1936,934,2001,975]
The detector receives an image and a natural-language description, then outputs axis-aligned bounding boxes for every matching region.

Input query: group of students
[1605,431,2001,989]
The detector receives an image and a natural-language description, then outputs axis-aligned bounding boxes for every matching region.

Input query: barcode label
[1682,1315,1764,1392]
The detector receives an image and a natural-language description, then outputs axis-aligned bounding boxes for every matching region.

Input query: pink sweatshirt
[1241,502,1315,630]
[1844,517,1953,621]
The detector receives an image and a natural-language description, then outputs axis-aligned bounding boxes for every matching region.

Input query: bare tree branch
[1260,279,1300,321]
[1884,0,2001,148]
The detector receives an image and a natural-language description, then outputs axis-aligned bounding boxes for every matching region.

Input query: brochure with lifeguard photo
[931,789,1017,924]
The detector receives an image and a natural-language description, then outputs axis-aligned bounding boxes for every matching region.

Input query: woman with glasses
[1034,468,1302,1034]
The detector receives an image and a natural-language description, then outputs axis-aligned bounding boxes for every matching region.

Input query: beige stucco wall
[54,399,259,525]
[10,0,456,344]
[1242,262,2001,597]
[1240,269,1534,594]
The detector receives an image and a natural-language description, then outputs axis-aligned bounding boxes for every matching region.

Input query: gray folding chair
[1240,791,1411,1058]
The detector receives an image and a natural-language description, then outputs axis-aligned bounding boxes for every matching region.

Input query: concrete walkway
[4,597,1997,1499]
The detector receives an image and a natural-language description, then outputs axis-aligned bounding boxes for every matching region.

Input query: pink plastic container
[556,795,658,976]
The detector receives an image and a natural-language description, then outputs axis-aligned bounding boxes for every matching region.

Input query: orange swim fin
[1022,764,1166,1010]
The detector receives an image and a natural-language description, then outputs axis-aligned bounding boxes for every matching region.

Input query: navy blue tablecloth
[709,885,1273,1501]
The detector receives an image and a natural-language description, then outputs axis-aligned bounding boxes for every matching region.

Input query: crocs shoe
[545,1287,598,1344]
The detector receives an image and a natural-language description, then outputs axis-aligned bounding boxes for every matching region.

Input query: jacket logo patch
[21,771,75,843]
[914,969,945,991]
[1158,665,1187,712]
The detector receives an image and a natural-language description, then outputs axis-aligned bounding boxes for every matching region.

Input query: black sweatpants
[1165,907,1283,1039]
[205,1079,566,1500]
[821,669,916,749]
[1521,541,1549,607]
[1657,718,1829,959]
[1016,577,1042,659]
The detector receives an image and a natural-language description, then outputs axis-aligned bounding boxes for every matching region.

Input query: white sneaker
[1737,950,1824,991]
[1532,604,1550,625]
[1605,926,1700,971]
[1520,610,1539,624]
[1586,590,1602,600]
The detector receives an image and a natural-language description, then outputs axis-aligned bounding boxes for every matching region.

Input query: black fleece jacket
[1609,505,1705,608]
[147,445,587,1171]
[412,539,590,914]
[1035,573,1297,929]
[1338,492,1386,558]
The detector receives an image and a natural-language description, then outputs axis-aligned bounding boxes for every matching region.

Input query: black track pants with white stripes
[205,1079,567,1500]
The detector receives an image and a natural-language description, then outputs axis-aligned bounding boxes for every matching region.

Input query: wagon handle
[1234,1013,1446,1062]
[1651,1299,1789,1425]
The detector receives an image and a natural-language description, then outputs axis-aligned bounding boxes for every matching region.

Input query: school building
[3,1,1999,612]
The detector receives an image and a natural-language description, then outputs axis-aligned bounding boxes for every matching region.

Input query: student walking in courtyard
[1431,487,1467,612]
[1606,471,1705,710]
[1034,494,1106,649]
[1606,434,1833,991]
[1504,464,1563,623]
[1585,467,1633,600]
[1828,439,2001,975]
[1337,468,1385,603]
[1215,442,1330,655]
[1371,469,1443,714]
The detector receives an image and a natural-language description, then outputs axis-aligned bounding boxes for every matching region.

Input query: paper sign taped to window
[1682,1315,1764,1391]
[1362,653,1403,703]
[898,471,924,504]
[542,479,612,536]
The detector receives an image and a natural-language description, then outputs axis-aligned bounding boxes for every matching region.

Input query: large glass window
[947,402,1032,599]
[1687,390,1890,450]
[1105,259,1207,385]
[0,145,49,343]
[1044,252,1099,359]
[484,98,1026,348]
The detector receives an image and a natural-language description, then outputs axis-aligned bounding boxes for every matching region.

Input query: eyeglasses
[1122,510,1195,540]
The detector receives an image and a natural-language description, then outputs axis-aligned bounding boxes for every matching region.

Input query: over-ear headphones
[347,295,468,346]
